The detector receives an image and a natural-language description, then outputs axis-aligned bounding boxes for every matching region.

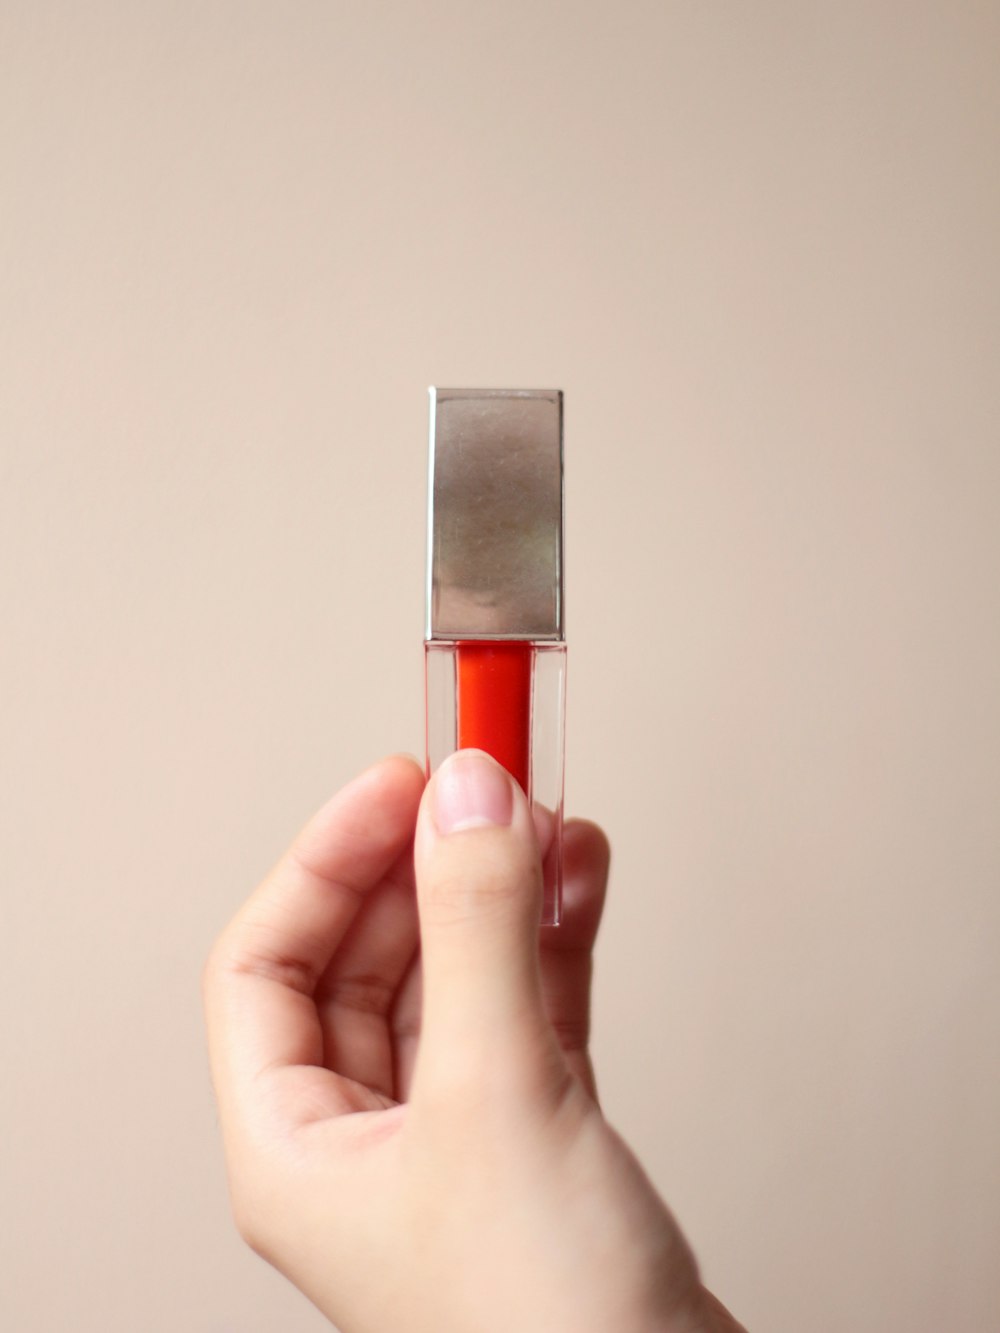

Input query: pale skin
[203,749,746,1332]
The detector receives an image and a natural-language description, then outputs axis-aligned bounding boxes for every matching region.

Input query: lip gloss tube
[424,387,566,926]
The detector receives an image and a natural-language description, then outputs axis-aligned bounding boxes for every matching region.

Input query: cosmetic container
[425,388,565,925]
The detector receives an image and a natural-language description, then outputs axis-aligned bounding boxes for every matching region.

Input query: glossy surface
[457,640,533,793]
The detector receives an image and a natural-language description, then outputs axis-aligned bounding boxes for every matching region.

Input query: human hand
[203,750,744,1332]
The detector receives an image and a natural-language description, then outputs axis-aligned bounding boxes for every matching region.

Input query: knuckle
[232,947,316,996]
[229,1175,277,1261]
[423,843,539,925]
[322,971,397,1017]
[201,936,230,999]
[549,1014,590,1051]
[233,1205,270,1260]
[205,921,318,996]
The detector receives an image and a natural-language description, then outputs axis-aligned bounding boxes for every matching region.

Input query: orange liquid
[456,641,532,794]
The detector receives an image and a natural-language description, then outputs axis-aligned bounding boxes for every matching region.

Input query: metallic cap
[426,388,564,641]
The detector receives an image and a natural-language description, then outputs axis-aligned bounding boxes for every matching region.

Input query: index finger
[203,754,425,1132]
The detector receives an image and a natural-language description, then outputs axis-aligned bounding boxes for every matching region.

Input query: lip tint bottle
[424,388,566,926]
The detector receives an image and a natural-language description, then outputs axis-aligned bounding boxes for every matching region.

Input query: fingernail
[433,750,514,835]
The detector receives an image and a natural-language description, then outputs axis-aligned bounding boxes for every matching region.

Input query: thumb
[411,749,551,1088]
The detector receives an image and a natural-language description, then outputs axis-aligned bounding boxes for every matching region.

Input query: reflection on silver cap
[427,388,564,641]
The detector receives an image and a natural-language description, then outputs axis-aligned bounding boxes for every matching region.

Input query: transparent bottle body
[425,640,566,926]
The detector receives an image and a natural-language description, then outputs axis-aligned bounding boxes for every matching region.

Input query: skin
[203,750,746,1333]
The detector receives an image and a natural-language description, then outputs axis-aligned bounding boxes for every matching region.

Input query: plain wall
[2,3,999,1330]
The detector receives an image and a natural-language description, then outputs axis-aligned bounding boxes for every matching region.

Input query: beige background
[3,3,999,1330]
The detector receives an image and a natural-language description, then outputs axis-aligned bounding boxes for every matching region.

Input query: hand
[203,750,744,1332]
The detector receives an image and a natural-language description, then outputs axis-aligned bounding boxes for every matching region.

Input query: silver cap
[426,388,564,641]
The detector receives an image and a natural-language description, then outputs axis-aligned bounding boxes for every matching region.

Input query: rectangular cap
[426,388,564,641]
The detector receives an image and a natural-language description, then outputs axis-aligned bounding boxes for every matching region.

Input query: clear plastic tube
[425,640,566,926]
